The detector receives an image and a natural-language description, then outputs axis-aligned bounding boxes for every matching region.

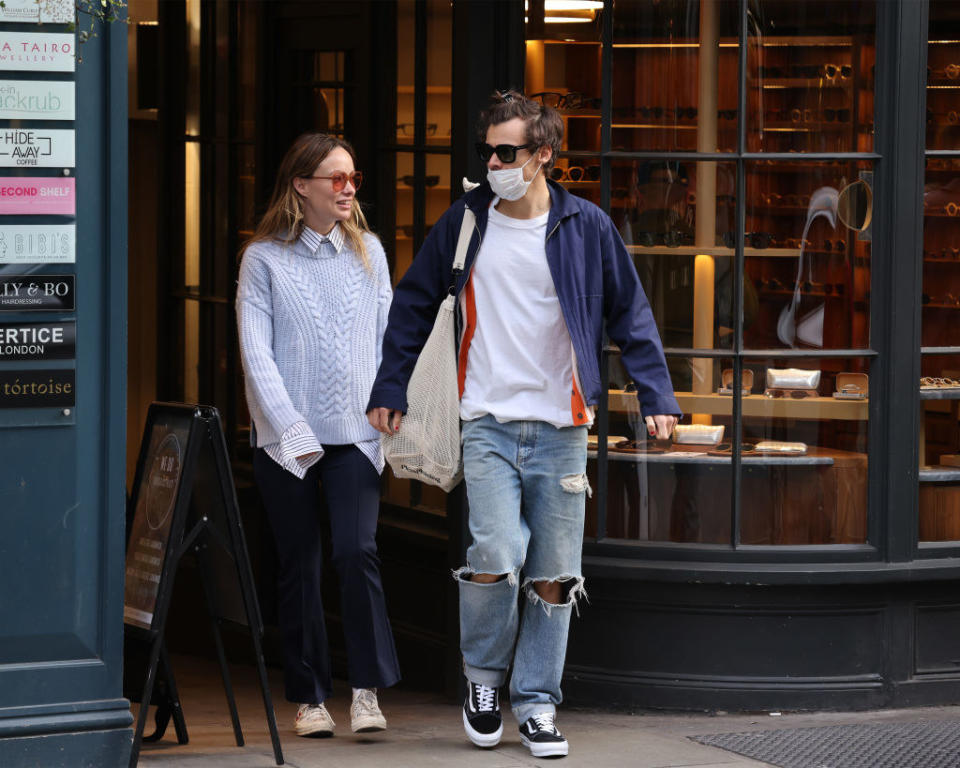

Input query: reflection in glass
[922,158,960,349]
[594,355,733,542]
[747,1,876,153]
[612,160,736,354]
[919,354,960,542]
[740,357,869,545]
[744,161,873,350]
[926,2,960,151]
[610,0,739,153]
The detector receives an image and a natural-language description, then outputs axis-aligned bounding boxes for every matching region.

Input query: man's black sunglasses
[475,142,530,163]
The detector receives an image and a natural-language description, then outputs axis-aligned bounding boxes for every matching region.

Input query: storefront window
[919,2,960,543]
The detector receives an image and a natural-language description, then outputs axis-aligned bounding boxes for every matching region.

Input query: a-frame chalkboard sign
[123,402,283,767]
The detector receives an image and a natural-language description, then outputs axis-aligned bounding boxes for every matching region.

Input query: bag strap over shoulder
[451,208,476,286]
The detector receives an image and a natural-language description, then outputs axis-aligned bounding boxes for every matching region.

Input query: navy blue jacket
[367,179,682,420]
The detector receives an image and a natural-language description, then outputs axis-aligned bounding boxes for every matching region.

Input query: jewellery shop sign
[0,275,74,311]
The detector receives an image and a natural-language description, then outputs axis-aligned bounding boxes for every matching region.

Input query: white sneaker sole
[462,708,503,748]
[520,733,569,758]
[351,714,387,733]
[295,722,334,738]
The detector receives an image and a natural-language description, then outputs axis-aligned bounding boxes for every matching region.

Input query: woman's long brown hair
[242,132,372,270]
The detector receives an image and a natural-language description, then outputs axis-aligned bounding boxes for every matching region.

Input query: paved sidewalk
[135,656,960,768]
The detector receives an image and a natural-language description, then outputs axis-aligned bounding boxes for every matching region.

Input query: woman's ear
[292,178,307,197]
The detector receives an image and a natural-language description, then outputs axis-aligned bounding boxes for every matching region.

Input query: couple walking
[237,89,679,757]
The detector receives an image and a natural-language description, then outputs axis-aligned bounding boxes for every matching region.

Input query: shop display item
[754,440,808,455]
[613,439,665,455]
[673,424,725,445]
[833,372,869,400]
[587,434,628,450]
[708,442,759,457]
[920,376,960,390]
[766,367,821,390]
[718,368,754,395]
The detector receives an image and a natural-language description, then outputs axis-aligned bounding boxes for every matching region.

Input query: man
[368,90,680,758]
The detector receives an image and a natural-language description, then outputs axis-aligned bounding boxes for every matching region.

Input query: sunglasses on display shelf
[396,123,438,136]
[549,165,601,183]
[635,230,695,248]
[674,106,697,120]
[721,231,776,249]
[785,238,813,249]
[823,63,853,81]
[398,175,440,187]
[475,142,531,164]
[822,238,847,252]
[946,203,960,217]
[759,277,786,291]
[718,109,737,120]
[766,389,813,399]
[301,170,362,192]
[711,442,758,455]
[823,108,852,123]
[528,91,601,110]
[638,106,665,119]
[929,64,960,80]
[921,376,960,387]
[801,281,845,295]
[790,108,816,124]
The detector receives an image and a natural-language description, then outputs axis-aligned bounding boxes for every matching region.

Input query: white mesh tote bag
[382,208,475,492]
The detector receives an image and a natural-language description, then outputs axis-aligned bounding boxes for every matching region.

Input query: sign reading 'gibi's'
[0,178,74,215]
[0,80,74,120]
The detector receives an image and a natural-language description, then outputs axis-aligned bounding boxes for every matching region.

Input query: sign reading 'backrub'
[0,369,74,408]
[0,80,73,120]
[0,178,74,215]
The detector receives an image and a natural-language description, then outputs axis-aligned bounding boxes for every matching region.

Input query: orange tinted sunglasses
[302,170,363,192]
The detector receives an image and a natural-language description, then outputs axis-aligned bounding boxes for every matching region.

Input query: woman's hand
[368,407,403,434]
[645,414,678,441]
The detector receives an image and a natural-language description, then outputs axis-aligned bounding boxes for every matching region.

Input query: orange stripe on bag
[457,274,477,398]
[571,374,589,425]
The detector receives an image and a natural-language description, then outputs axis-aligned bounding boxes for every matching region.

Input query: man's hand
[368,407,403,434]
[645,414,678,441]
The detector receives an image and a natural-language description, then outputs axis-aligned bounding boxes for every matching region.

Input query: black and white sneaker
[519,712,568,758]
[462,680,502,748]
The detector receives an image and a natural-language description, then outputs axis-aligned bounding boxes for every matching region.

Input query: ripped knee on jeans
[559,472,592,498]
[522,575,587,617]
[452,566,518,586]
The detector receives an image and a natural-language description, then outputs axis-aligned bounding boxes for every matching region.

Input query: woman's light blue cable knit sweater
[236,226,391,469]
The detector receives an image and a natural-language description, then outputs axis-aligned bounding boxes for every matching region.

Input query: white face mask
[487,152,541,201]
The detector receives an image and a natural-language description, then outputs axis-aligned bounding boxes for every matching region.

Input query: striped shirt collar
[300,223,345,255]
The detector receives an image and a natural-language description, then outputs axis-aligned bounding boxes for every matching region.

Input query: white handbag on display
[381,208,476,492]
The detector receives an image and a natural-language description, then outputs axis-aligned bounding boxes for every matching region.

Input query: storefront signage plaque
[0,32,75,72]
[0,129,74,168]
[0,274,74,311]
[0,0,73,24]
[0,368,74,408]
[0,320,74,360]
[0,177,75,215]
[0,80,74,120]
[0,224,75,263]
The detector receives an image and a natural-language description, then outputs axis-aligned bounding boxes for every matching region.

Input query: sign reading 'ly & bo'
[0,178,74,215]
[0,129,74,168]
[0,32,74,72]
[0,369,74,408]
[0,80,74,121]
[0,320,74,360]
[0,225,75,263]
[0,275,74,311]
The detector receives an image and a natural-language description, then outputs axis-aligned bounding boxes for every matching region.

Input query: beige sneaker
[295,702,335,737]
[350,688,386,733]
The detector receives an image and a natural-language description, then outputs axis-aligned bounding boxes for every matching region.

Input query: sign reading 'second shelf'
[0,0,73,24]
[0,320,75,360]
[0,33,75,72]
[0,274,74,311]
[0,225,75,263]
[0,129,74,168]
[0,178,74,215]
[0,80,73,120]
[0,368,74,408]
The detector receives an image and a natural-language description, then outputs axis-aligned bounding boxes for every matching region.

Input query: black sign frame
[124,402,282,767]
[0,320,75,360]
[0,273,75,311]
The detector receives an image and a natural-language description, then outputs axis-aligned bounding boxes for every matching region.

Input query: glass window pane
[397,1,414,146]
[185,0,201,137]
[740,356,869,545]
[611,0,740,153]
[393,152,414,285]
[426,154,451,227]
[922,157,960,347]
[919,353,960,542]
[746,2,876,154]
[526,6,602,153]
[744,160,873,350]
[597,355,733,543]
[237,2,258,142]
[926,2,960,151]
[427,0,452,145]
[612,160,736,350]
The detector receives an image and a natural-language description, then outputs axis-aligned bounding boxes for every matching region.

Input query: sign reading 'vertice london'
[0,320,75,361]
[0,225,75,263]
[0,80,74,120]
[0,178,74,215]
[0,129,74,168]
[0,33,74,72]
[0,0,73,24]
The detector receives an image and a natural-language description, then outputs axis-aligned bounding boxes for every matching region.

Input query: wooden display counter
[609,390,869,421]
[586,446,867,545]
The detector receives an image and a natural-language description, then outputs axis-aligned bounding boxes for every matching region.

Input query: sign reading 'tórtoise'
[0,274,74,311]
[0,80,74,120]
[0,368,74,408]
[0,320,75,360]
[0,129,74,168]
[0,32,75,72]
[0,178,74,215]
[0,225,75,263]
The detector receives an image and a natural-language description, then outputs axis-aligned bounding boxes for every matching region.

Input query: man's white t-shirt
[459,202,578,428]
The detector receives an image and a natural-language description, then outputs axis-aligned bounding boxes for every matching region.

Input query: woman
[236,132,399,738]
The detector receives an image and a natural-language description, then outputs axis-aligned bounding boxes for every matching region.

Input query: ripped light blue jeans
[455,414,589,724]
